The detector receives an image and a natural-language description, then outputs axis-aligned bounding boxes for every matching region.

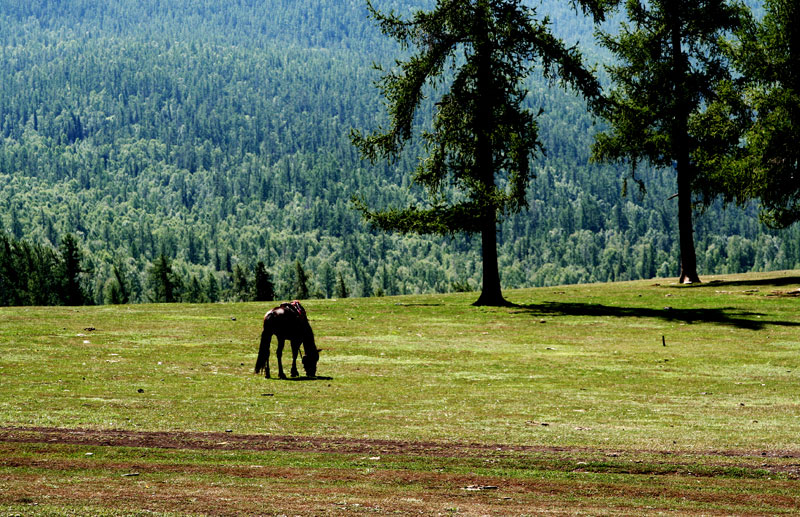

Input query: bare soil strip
[2,426,799,477]
[3,425,600,456]
[3,426,800,515]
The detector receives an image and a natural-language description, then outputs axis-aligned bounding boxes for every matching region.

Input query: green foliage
[254,261,276,302]
[0,231,90,306]
[293,260,310,300]
[0,0,797,308]
[206,273,220,303]
[147,253,180,303]
[726,0,800,228]
[104,263,131,305]
[336,271,350,299]
[592,0,746,283]
[232,264,252,302]
[58,233,89,306]
[353,0,606,305]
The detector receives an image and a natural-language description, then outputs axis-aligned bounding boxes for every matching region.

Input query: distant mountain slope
[1,0,797,304]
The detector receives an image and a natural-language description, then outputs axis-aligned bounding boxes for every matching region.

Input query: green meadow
[2,271,799,515]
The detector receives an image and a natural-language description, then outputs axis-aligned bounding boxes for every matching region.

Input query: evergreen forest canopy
[1,0,798,306]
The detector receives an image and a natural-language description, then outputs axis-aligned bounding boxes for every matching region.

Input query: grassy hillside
[2,271,799,513]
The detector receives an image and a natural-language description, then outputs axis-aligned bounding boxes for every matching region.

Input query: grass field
[1,270,799,515]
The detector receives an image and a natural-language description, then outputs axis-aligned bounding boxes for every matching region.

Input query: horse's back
[263,306,302,338]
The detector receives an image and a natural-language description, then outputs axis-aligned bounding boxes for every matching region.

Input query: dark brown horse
[254,301,319,379]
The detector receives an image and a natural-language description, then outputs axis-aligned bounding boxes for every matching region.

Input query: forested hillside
[1,0,797,304]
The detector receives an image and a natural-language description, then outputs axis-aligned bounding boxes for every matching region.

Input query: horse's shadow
[511,302,800,331]
[283,375,334,382]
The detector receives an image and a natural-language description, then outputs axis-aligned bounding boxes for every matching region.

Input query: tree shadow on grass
[667,275,800,289]
[512,302,800,331]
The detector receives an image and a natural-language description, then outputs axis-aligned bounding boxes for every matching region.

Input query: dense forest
[1,0,798,305]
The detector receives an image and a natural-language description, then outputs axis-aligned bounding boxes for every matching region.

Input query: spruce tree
[352,0,606,305]
[335,272,349,299]
[593,0,744,284]
[58,233,88,306]
[206,273,220,303]
[254,261,276,302]
[185,275,206,303]
[105,263,130,305]
[293,260,310,300]
[148,253,179,303]
[729,0,800,227]
[232,264,252,301]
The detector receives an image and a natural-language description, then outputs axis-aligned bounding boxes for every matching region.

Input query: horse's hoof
[279,373,287,380]
[291,371,299,378]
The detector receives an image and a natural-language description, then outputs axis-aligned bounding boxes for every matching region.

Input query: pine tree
[593,0,745,284]
[335,271,349,299]
[0,234,13,306]
[232,264,252,301]
[254,261,275,302]
[729,0,800,227]
[58,233,88,306]
[318,261,336,298]
[293,260,310,300]
[206,273,220,303]
[148,253,180,303]
[104,263,130,304]
[185,274,206,303]
[352,0,606,305]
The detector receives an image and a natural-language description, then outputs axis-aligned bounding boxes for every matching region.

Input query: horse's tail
[254,317,272,375]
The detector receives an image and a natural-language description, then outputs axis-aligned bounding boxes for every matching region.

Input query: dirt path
[2,426,799,515]
[2,425,799,475]
[2,425,799,457]
[2,425,600,457]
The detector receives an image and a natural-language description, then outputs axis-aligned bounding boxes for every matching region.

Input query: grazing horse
[254,301,319,379]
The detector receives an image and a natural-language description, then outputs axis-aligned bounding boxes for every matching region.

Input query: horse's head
[301,321,319,377]
[301,349,318,378]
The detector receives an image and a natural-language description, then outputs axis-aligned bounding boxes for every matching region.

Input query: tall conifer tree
[593,0,744,284]
[352,0,606,305]
[293,260,310,300]
[148,253,179,303]
[59,233,88,306]
[254,261,276,302]
[729,0,800,228]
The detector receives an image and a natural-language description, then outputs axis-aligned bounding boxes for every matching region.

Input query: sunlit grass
[1,270,799,451]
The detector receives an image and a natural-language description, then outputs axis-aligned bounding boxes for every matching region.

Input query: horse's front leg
[290,340,300,378]
[276,338,287,379]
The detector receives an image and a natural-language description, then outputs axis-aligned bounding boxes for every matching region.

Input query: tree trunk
[677,158,700,284]
[670,7,700,284]
[472,1,508,307]
[474,219,507,306]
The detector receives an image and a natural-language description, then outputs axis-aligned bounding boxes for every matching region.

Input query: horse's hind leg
[290,340,300,378]
[276,338,287,379]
